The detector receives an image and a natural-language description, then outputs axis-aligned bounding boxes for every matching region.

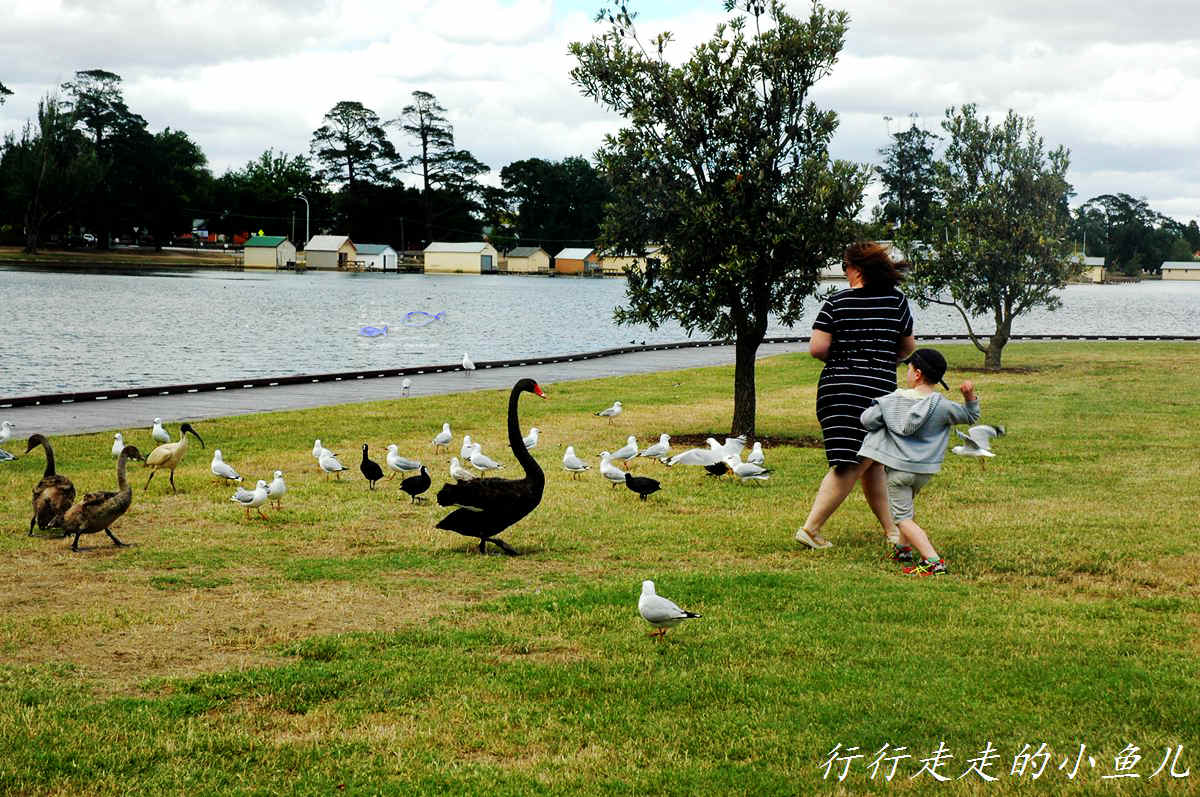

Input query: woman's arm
[897,334,916,363]
[809,329,832,361]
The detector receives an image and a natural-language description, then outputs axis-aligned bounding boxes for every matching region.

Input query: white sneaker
[795,528,833,549]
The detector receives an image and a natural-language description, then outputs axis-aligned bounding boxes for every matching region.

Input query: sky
[2,0,1198,223]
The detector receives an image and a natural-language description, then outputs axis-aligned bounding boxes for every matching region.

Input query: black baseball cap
[903,348,949,389]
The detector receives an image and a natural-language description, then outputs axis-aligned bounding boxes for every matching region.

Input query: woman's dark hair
[844,241,907,289]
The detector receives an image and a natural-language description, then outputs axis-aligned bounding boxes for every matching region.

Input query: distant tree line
[0,73,610,254]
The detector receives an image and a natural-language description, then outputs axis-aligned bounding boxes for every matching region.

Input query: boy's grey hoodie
[858,389,980,474]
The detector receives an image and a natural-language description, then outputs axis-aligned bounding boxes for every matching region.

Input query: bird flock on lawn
[4,381,1004,638]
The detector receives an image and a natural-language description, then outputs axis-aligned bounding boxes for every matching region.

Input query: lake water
[2,266,1199,396]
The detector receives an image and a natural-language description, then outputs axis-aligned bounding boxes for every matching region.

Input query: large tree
[571,0,869,437]
[900,104,1077,369]
[1,95,100,253]
[876,122,940,232]
[310,101,396,189]
[497,156,611,249]
[1073,193,1193,275]
[139,128,211,249]
[393,90,489,245]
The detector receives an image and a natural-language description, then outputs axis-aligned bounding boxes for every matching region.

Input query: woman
[795,241,916,549]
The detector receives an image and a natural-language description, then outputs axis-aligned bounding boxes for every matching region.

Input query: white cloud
[0,0,1197,221]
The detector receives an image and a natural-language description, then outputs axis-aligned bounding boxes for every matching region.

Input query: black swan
[435,378,546,554]
[360,444,384,489]
[61,445,144,552]
[25,434,77,535]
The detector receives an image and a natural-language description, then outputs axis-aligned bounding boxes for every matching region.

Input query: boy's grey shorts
[885,467,933,521]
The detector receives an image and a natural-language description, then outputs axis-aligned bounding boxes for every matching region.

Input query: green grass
[1,342,1198,794]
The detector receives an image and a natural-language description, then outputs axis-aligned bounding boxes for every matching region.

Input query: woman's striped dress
[813,287,914,467]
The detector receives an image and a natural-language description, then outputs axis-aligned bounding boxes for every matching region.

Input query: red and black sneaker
[888,544,916,563]
[903,558,947,577]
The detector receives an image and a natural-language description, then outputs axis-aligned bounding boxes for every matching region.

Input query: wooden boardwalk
[2,342,810,438]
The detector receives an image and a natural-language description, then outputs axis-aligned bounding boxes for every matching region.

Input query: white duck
[599,451,626,487]
[562,446,590,479]
[385,444,421,478]
[267,470,287,509]
[432,422,453,452]
[449,457,477,481]
[230,479,270,520]
[210,449,242,483]
[151,418,171,445]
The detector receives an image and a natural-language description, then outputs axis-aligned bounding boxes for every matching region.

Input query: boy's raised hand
[960,380,977,401]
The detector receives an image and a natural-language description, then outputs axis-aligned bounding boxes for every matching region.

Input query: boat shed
[503,246,550,274]
[304,235,357,270]
[1161,261,1200,280]
[356,243,398,271]
[242,235,296,269]
[554,247,599,276]
[423,241,499,274]
[597,245,663,276]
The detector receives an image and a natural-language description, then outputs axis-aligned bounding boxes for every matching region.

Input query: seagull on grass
[449,457,476,481]
[639,433,671,461]
[638,580,701,638]
[725,455,771,483]
[432,422,452,452]
[595,401,622,423]
[599,452,626,487]
[231,479,270,520]
[210,449,243,484]
[747,442,765,466]
[267,471,287,509]
[562,446,590,478]
[952,424,1006,470]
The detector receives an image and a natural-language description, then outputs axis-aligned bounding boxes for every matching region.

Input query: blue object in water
[402,310,445,327]
[359,325,388,337]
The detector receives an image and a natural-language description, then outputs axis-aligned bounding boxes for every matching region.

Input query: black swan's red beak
[533,383,546,398]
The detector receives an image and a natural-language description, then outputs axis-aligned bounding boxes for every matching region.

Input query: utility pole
[296,193,310,247]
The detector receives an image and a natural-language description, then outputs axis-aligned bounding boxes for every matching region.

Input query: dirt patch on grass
[668,433,822,449]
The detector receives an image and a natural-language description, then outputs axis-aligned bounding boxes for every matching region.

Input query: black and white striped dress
[812,287,914,467]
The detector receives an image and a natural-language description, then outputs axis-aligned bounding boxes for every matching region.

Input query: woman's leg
[801,460,871,541]
[860,462,900,543]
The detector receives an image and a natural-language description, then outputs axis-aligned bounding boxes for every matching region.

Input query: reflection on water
[2,266,1198,395]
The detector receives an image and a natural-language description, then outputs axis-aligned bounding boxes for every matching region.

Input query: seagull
[638,580,701,638]
[725,455,772,483]
[0,421,15,460]
[719,435,747,458]
[312,439,334,470]
[595,401,622,422]
[599,452,626,487]
[401,377,412,397]
[665,445,721,467]
[459,435,474,461]
[521,427,540,450]
[111,432,125,458]
[562,446,591,479]
[210,449,243,483]
[639,433,671,461]
[468,443,504,476]
[432,422,453,452]
[449,457,477,481]
[624,472,661,501]
[151,418,170,445]
[952,424,1006,470]
[230,479,270,520]
[610,435,638,469]
[267,470,286,509]
[318,450,346,480]
[462,352,475,373]
[747,441,765,466]
[385,444,422,478]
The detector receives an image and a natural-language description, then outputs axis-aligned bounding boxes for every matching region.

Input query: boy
[857,348,980,576]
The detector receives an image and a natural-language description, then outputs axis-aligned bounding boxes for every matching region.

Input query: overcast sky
[2,0,1198,222]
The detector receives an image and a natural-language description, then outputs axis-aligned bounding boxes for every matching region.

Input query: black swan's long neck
[41,439,56,479]
[508,385,543,486]
[116,451,130,492]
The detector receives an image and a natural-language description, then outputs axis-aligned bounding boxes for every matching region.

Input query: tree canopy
[877,123,940,232]
[1072,193,1196,274]
[899,104,1077,369]
[571,0,869,436]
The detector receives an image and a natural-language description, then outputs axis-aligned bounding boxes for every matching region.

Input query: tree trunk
[731,329,764,438]
[984,316,1013,370]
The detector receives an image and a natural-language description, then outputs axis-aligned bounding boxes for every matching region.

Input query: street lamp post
[296,193,310,246]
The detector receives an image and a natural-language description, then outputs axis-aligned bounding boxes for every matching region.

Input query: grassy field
[0,342,1197,794]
